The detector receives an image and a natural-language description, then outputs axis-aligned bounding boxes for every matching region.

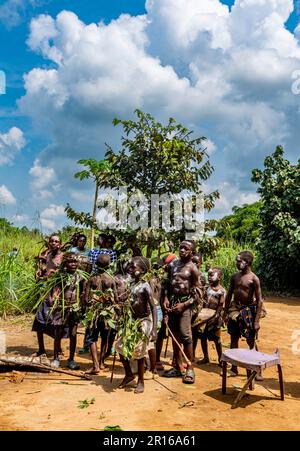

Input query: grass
[0,225,257,317]
[210,240,257,289]
[0,228,42,317]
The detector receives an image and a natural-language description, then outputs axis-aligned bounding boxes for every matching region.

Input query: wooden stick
[0,357,91,380]
[165,324,192,366]
[164,334,169,359]
[232,371,257,409]
[110,351,117,384]
[153,378,177,395]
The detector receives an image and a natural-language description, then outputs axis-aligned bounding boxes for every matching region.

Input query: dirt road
[0,296,299,431]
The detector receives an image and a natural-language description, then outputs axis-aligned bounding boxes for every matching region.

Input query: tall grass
[0,226,257,317]
[0,228,42,316]
[210,240,257,289]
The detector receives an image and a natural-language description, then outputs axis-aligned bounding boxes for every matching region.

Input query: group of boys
[31,233,264,393]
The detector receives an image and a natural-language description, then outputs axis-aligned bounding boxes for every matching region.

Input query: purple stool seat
[221,348,281,372]
[220,348,284,408]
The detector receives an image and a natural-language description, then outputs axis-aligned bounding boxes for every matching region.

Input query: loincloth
[227,301,267,340]
[115,316,153,359]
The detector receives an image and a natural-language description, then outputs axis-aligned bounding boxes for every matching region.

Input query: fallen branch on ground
[0,355,92,380]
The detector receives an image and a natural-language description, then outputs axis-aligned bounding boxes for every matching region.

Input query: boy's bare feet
[118,375,135,388]
[99,362,109,370]
[85,367,100,375]
[134,381,144,394]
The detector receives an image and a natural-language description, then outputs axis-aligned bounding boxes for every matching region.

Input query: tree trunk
[146,239,153,258]
[157,243,161,263]
[91,182,99,249]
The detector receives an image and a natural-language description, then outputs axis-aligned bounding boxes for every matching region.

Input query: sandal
[182,368,195,384]
[162,367,183,378]
[67,360,80,371]
[155,362,165,371]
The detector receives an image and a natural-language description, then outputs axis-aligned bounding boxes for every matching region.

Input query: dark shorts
[32,299,69,339]
[227,318,255,343]
[199,326,221,342]
[84,320,108,347]
[169,307,193,346]
[54,320,78,339]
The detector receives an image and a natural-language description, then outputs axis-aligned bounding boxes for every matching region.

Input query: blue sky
[0,0,300,231]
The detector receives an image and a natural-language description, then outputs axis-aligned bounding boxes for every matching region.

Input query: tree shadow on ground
[264,296,300,307]
[259,377,300,400]
[6,345,53,357]
[91,371,137,394]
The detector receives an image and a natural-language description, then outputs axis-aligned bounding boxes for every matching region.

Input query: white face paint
[236,256,247,270]
[208,270,219,283]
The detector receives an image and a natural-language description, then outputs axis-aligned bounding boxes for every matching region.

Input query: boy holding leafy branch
[50,252,87,370]
[116,256,157,394]
[83,254,118,374]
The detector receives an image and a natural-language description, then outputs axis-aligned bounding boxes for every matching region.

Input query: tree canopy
[66,109,220,258]
[252,146,300,290]
[216,202,261,244]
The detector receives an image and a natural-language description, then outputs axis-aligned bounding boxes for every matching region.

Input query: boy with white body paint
[223,251,264,376]
[197,267,225,366]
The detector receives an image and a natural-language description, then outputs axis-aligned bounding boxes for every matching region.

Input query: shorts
[84,320,108,347]
[199,326,221,342]
[169,307,193,346]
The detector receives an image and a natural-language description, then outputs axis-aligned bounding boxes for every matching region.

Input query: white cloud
[0,185,16,205]
[70,189,93,203]
[41,203,65,218]
[210,181,260,216]
[40,217,56,230]
[13,214,29,222]
[40,203,66,231]
[0,0,48,29]
[204,139,217,156]
[0,127,26,166]
[29,159,60,199]
[17,1,300,217]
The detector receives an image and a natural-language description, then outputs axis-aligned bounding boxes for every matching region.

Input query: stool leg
[277,364,284,401]
[222,361,227,394]
[232,371,257,409]
[247,369,255,390]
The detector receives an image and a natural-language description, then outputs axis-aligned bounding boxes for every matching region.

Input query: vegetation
[0,223,42,317]
[216,202,261,244]
[66,109,220,258]
[252,146,300,290]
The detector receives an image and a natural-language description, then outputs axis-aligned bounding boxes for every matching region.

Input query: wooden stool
[220,348,284,408]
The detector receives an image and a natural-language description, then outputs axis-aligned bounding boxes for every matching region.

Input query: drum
[192,308,216,328]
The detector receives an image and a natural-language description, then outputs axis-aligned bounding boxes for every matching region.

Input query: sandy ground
[0,296,299,431]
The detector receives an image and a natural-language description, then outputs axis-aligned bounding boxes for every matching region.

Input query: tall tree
[65,158,111,249]
[252,146,300,290]
[66,110,220,258]
[216,201,262,244]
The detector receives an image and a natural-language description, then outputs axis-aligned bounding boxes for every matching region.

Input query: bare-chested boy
[50,252,85,370]
[163,240,200,384]
[116,256,157,394]
[83,254,118,374]
[198,267,225,366]
[224,251,263,376]
[32,234,64,357]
